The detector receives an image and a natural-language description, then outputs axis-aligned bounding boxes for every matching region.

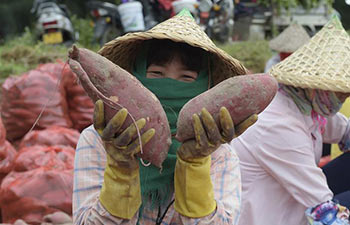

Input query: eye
[146,64,166,78]
[181,75,196,82]
[180,71,198,82]
[146,70,163,78]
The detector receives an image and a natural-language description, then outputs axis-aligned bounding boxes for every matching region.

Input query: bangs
[146,39,207,72]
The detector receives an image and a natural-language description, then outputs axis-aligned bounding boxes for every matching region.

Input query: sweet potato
[68,46,171,168]
[176,73,278,142]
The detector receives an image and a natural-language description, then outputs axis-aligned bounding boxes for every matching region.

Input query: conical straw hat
[270,16,350,93]
[269,23,310,52]
[98,9,248,85]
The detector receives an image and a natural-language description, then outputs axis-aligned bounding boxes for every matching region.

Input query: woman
[72,10,257,224]
[231,17,350,225]
[264,23,310,73]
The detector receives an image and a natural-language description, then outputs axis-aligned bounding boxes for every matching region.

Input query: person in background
[231,16,350,225]
[73,10,257,225]
[264,23,310,73]
[266,23,332,167]
[232,0,254,41]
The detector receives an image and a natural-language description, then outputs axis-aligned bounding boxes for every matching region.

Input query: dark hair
[146,39,208,73]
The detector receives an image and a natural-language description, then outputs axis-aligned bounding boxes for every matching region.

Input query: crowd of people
[72,9,350,225]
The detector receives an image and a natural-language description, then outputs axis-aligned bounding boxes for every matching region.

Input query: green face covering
[132,45,209,209]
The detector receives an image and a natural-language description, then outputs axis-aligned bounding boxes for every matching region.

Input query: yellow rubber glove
[175,107,257,217]
[93,100,155,219]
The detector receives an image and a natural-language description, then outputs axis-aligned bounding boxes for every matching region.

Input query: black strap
[155,199,175,225]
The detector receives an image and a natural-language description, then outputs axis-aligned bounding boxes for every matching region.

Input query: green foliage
[0,0,34,39]
[257,0,334,11]
[333,0,350,30]
[0,27,68,81]
[218,41,273,73]
[71,15,99,50]
[0,17,101,81]
[4,27,36,47]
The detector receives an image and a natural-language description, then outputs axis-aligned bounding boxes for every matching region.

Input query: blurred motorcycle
[148,0,175,24]
[197,0,234,43]
[86,0,123,46]
[31,0,77,46]
[86,0,146,46]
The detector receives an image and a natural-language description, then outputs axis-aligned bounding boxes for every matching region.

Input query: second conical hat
[98,9,248,85]
[270,16,350,93]
[269,23,310,53]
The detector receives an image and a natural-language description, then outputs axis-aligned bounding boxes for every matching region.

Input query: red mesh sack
[36,61,65,78]
[0,116,5,145]
[61,66,94,132]
[0,116,17,184]
[0,168,73,225]
[13,145,74,172]
[18,126,80,149]
[1,67,72,142]
[0,141,17,184]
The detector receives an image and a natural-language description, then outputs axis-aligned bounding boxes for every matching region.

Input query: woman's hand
[94,100,155,219]
[174,108,257,217]
[93,99,155,169]
[177,107,257,161]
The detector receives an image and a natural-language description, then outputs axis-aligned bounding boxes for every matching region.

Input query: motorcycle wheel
[216,24,230,43]
[99,25,123,47]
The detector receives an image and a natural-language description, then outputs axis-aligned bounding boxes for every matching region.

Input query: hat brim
[269,23,310,53]
[270,17,350,93]
[98,14,248,85]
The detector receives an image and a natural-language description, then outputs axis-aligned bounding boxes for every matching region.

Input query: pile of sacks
[0,61,94,225]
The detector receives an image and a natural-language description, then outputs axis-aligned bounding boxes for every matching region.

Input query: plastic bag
[18,126,80,149]
[1,66,72,141]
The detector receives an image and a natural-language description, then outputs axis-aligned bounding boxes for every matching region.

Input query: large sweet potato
[176,73,278,142]
[68,46,171,168]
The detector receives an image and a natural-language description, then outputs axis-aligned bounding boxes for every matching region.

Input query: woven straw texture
[269,23,310,52]
[98,11,248,85]
[270,16,350,93]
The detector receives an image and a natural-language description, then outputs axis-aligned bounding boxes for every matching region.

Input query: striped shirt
[73,125,242,225]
